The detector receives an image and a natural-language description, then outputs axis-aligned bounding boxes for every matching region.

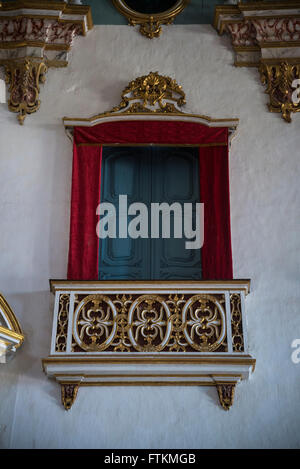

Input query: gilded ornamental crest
[110,71,186,114]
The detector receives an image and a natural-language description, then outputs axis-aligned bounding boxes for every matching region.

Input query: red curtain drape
[74,121,228,145]
[67,120,233,280]
[67,144,102,280]
[199,145,233,279]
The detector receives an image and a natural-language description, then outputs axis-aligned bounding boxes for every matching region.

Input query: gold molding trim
[49,279,251,295]
[240,3,300,12]
[76,142,228,148]
[42,356,256,370]
[0,294,24,354]
[63,111,239,128]
[112,0,189,39]
[0,294,23,336]
[0,326,24,345]
[63,72,239,141]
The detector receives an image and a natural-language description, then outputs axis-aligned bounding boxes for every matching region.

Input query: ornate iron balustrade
[42,280,255,410]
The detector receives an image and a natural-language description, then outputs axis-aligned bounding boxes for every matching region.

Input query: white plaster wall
[0,25,300,449]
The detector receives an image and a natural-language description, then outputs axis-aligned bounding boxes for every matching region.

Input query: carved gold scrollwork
[138,17,162,39]
[110,71,186,114]
[73,295,118,351]
[55,294,70,353]
[182,294,226,352]
[166,294,187,352]
[260,61,300,123]
[217,383,236,411]
[230,293,244,353]
[72,293,227,353]
[61,383,79,411]
[4,58,48,125]
[127,295,171,352]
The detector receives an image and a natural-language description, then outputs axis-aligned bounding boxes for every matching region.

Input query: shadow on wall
[3,291,53,382]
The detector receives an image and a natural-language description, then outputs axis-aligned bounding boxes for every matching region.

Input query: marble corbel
[0,1,93,124]
[214,1,300,122]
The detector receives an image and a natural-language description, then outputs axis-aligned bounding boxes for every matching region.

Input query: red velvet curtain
[67,144,102,280]
[67,120,233,280]
[199,145,233,279]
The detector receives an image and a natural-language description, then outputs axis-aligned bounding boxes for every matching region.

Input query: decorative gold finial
[109,71,186,114]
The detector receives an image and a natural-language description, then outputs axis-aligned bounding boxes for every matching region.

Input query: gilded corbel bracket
[0,1,93,124]
[4,58,48,125]
[61,383,79,411]
[112,0,189,39]
[216,383,236,411]
[260,61,300,123]
[214,2,300,122]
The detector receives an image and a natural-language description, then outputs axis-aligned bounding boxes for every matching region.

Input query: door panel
[99,146,151,280]
[150,147,202,280]
[99,145,202,280]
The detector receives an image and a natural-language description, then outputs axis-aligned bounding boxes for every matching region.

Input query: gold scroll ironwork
[55,294,70,353]
[230,293,244,353]
[71,293,227,353]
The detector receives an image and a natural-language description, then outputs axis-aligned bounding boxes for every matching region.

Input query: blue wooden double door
[99,145,202,280]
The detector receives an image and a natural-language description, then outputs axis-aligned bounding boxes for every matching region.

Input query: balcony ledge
[42,279,255,411]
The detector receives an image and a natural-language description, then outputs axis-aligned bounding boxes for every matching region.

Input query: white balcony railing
[42,280,256,410]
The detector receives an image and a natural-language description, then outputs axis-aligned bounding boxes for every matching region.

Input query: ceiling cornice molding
[0,1,93,124]
[214,1,300,122]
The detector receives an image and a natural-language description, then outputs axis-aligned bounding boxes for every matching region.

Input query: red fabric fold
[199,141,233,280]
[67,144,102,280]
[74,121,228,145]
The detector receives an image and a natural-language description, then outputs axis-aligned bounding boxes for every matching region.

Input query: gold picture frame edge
[112,0,190,22]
